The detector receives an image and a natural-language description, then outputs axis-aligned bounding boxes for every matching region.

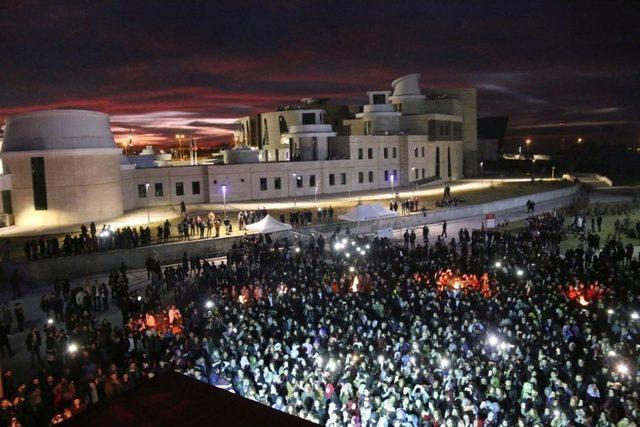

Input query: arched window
[279,116,288,134]
[435,146,440,177]
[447,147,452,177]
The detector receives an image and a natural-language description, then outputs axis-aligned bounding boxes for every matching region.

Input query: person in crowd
[3,206,640,426]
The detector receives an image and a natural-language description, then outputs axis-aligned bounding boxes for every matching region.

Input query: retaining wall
[4,185,580,282]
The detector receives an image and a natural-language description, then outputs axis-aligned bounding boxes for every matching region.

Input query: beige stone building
[0,73,476,227]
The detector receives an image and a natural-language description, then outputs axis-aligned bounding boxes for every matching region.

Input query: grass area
[559,206,640,251]
[504,201,640,251]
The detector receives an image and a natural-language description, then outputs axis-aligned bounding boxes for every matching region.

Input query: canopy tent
[246,214,292,233]
[339,203,398,222]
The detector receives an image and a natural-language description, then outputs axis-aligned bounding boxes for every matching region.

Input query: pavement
[0,190,631,384]
[0,178,562,238]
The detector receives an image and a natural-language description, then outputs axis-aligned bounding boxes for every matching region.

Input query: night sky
[1,1,639,151]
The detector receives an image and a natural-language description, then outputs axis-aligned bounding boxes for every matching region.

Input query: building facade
[0,74,476,227]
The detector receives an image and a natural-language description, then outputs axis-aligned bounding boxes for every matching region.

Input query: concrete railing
[312,184,581,236]
[4,230,292,282]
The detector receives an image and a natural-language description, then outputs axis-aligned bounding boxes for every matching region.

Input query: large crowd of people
[2,205,640,426]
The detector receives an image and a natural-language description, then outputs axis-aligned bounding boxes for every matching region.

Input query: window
[155,183,163,197]
[367,148,373,159]
[302,113,316,125]
[383,148,388,159]
[384,170,389,181]
[435,147,441,177]
[358,148,363,160]
[278,115,288,134]
[392,147,397,158]
[262,118,269,145]
[340,173,347,185]
[421,147,425,157]
[447,147,452,178]
[192,181,201,195]
[368,171,374,182]
[329,174,335,186]
[176,182,184,196]
[372,93,386,104]
[393,169,397,179]
[274,177,281,190]
[138,184,147,198]
[414,147,418,158]
[31,157,47,210]
[422,168,425,178]
[309,175,316,188]
[2,190,12,215]
[296,175,303,188]
[260,178,268,191]
[358,172,364,183]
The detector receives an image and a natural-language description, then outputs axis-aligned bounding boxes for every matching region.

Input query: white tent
[339,203,398,222]
[246,214,292,233]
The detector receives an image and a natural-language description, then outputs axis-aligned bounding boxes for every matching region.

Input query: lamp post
[552,165,556,179]
[292,172,297,207]
[480,161,484,185]
[314,180,319,208]
[390,173,395,199]
[221,184,227,218]
[175,134,185,160]
[531,158,536,182]
[145,182,150,224]
[411,167,417,195]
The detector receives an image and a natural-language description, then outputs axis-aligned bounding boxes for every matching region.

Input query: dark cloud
[1,0,639,148]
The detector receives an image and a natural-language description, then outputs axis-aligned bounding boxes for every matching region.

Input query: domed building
[0,110,124,226]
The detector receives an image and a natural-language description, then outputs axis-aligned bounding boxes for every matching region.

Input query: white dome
[2,109,116,153]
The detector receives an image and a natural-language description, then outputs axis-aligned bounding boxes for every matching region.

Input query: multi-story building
[0,74,476,227]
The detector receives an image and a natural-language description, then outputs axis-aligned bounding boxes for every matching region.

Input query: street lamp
[390,173,395,199]
[552,165,556,179]
[145,182,150,224]
[292,172,297,207]
[531,159,536,182]
[577,137,583,144]
[221,184,227,218]
[175,134,185,160]
[411,167,417,195]
[480,161,484,185]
